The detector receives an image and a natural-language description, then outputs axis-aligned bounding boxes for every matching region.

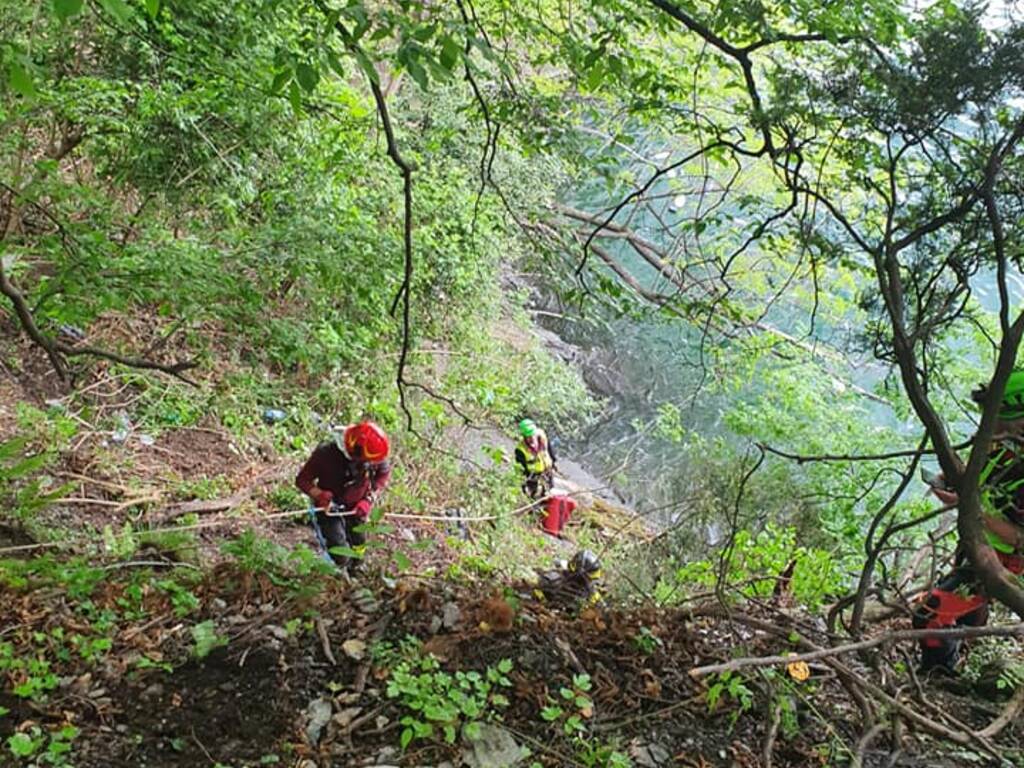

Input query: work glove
[312,489,333,510]
[353,499,372,520]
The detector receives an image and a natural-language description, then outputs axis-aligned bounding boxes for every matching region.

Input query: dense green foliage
[4,1,1024,765]
[1,0,1023,669]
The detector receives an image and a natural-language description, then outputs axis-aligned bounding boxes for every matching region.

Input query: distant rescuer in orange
[296,420,391,572]
[913,371,1024,675]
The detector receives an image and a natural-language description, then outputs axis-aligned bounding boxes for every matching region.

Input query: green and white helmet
[519,418,538,437]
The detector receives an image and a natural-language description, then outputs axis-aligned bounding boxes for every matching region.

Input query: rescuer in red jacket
[296,421,391,571]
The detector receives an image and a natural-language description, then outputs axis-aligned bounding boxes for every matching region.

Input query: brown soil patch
[153,427,249,481]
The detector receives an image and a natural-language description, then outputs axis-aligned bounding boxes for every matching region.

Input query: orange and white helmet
[335,420,390,463]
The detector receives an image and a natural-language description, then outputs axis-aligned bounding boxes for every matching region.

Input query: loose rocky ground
[2,557,1021,768]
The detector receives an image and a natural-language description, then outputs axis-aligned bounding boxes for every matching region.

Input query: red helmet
[341,421,390,463]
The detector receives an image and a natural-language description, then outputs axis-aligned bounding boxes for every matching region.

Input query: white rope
[0,485,611,557]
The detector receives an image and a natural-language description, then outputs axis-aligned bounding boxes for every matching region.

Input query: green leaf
[328,545,363,559]
[400,726,413,749]
[540,706,562,721]
[288,80,303,115]
[190,620,226,659]
[270,70,291,94]
[497,658,513,674]
[52,0,84,21]
[405,59,429,90]
[326,51,346,78]
[353,50,380,85]
[393,551,412,571]
[295,63,319,93]
[439,37,461,71]
[144,0,160,19]
[97,0,134,23]
[7,59,35,98]
[7,732,37,758]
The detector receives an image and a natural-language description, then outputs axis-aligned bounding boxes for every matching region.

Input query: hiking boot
[918,644,961,678]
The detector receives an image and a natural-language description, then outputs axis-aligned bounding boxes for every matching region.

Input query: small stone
[211,598,227,611]
[115,724,128,734]
[429,616,443,634]
[399,527,416,542]
[141,683,165,701]
[629,742,671,768]
[333,707,362,729]
[376,745,399,762]
[375,715,390,730]
[267,625,289,640]
[442,602,461,630]
[352,588,379,613]
[342,639,366,660]
[462,723,525,768]
[304,698,333,746]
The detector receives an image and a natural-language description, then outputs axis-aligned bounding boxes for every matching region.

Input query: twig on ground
[57,472,130,494]
[852,723,887,768]
[315,617,337,666]
[59,494,162,511]
[689,623,1024,677]
[763,700,781,768]
[190,726,216,764]
[102,560,199,571]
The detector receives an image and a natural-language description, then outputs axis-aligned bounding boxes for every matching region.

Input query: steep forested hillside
[2,1,1024,766]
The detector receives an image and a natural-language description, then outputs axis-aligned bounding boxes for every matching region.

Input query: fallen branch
[851,723,887,768]
[56,341,198,384]
[689,623,1024,678]
[711,610,1003,758]
[978,684,1024,739]
[155,492,251,523]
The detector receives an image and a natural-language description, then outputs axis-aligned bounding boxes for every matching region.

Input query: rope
[0,485,611,557]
